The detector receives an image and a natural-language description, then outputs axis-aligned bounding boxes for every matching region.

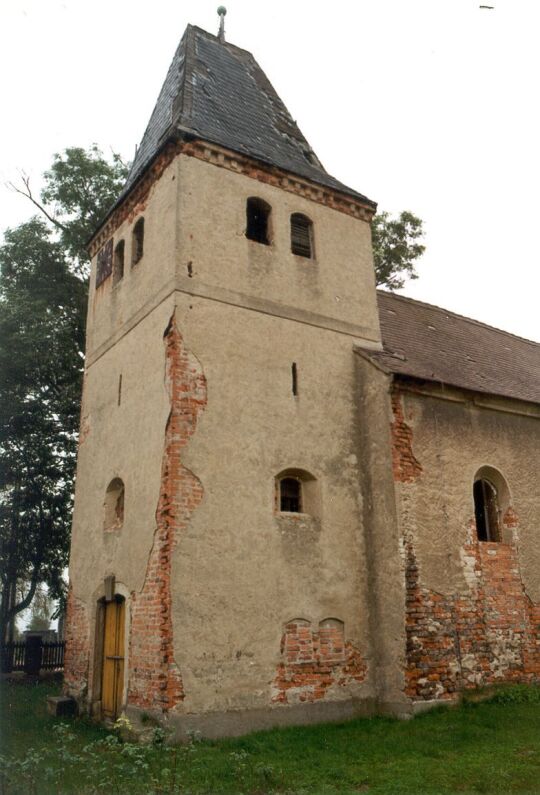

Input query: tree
[372,210,425,290]
[26,586,54,633]
[0,218,84,642]
[9,145,128,273]
[0,146,128,643]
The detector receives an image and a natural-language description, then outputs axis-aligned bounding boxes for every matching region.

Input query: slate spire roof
[361,291,540,406]
[122,24,374,206]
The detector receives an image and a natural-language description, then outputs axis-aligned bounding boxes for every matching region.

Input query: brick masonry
[272,619,367,704]
[390,388,540,700]
[127,313,207,712]
[63,584,90,698]
[390,390,422,483]
[405,527,540,700]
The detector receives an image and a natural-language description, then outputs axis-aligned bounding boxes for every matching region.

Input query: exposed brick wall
[389,388,540,699]
[272,619,367,704]
[127,313,207,712]
[63,584,90,698]
[390,390,422,483]
[405,520,540,700]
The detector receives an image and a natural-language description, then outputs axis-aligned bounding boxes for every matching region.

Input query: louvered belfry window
[290,213,313,258]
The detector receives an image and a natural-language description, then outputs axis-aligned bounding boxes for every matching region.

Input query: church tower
[64,20,402,735]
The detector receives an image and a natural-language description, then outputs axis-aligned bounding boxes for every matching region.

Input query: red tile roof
[363,291,540,405]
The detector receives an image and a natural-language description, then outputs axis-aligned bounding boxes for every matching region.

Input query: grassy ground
[2,678,540,794]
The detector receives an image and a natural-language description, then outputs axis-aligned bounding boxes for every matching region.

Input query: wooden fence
[0,640,65,674]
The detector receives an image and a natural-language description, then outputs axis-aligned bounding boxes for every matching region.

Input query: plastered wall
[175,155,380,341]
[66,152,383,727]
[167,293,375,714]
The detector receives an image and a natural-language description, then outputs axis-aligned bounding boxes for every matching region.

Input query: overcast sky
[1,0,539,340]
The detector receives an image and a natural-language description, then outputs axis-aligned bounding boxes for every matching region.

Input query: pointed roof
[358,291,540,406]
[122,25,374,206]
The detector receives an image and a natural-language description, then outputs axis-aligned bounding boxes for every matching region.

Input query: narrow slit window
[246,197,271,245]
[292,362,298,396]
[132,218,144,265]
[291,213,313,258]
[280,478,301,513]
[117,374,122,406]
[113,240,125,285]
[473,479,501,542]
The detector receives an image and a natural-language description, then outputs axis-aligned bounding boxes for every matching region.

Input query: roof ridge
[377,289,540,347]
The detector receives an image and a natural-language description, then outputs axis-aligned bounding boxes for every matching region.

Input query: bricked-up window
[282,619,314,662]
[291,213,314,258]
[280,478,301,512]
[246,197,271,244]
[132,218,144,266]
[104,478,125,532]
[474,479,501,542]
[113,240,125,285]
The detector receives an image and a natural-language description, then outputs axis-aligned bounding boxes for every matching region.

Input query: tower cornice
[88,136,376,258]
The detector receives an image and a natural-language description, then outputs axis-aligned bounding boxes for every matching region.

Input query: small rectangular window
[246,197,271,245]
[280,478,302,512]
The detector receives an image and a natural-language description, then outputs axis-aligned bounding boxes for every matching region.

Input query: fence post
[24,636,42,676]
[0,643,14,674]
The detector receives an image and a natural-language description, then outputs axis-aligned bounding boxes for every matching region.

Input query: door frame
[90,583,130,720]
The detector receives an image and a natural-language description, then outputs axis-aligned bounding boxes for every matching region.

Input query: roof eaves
[353,346,393,375]
[390,371,540,410]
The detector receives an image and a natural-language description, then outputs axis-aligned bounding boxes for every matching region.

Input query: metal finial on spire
[217,6,227,42]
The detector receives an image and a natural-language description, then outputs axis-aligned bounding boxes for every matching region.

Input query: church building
[64,19,540,738]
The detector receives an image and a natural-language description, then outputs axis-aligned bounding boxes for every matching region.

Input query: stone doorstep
[47,695,77,717]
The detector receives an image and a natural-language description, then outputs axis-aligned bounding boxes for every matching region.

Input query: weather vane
[217,6,227,43]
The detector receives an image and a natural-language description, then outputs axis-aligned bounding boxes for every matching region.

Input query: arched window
[104,478,125,531]
[275,469,319,517]
[113,240,125,284]
[280,477,302,512]
[290,213,314,258]
[246,197,271,244]
[132,218,144,265]
[473,478,500,542]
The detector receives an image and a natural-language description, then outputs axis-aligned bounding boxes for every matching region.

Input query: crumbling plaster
[68,150,384,723]
[395,388,540,602]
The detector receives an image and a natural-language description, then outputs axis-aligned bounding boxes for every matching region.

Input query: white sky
[1,0,539,341]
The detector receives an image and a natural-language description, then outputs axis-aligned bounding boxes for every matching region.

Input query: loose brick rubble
[127,313,207,712]
[272,620,367,704]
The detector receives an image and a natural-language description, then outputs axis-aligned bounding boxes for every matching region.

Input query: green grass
[2,678,540,794]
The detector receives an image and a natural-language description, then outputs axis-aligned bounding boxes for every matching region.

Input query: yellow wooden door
[101,598,125,720]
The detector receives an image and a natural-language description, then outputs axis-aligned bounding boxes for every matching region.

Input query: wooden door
[101,597,125,720]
